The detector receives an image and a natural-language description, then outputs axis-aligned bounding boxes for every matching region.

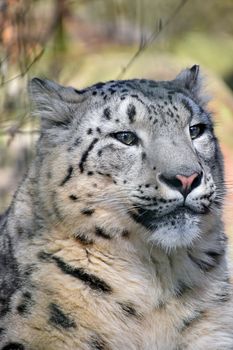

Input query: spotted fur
[0,66,233,349]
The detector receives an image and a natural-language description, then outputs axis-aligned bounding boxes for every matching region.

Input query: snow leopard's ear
[29,78,87,129]
[174,65,208,106]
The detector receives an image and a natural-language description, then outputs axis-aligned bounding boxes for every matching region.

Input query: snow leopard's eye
[189,123,206,140]
[111,131,139,146]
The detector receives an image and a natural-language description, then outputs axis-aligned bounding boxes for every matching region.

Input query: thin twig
[116,0,190,79]
[0,48,45,87]
[1,129,40,135]
[0,55,9,65]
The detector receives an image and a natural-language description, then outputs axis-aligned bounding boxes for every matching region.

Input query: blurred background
[0,0,232,249]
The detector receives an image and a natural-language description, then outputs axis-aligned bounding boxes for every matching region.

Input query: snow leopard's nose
[160,172,203,197]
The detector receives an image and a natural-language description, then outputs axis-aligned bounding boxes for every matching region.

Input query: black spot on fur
[73,137,81,146]
[167,108,174,118]
[49,303,76,329]
[168,94,173,103]
[68,137,81,151]
[188,251,222,272]
[92,91,97,96]
[90,335,108,350]
[103,107,111,120]
[75,233,93,245]
[95,227,111,240]
[81,208,95,216]
[127,104,136,123]
[129,208,158,231]
[214,289,231,303]
[69,194,79,201]
[141,152,146,160]
[181,311,204,332]
[219,293,231,303]
[60,166,73,186]
[205,250,224,263]
[87,128,93,135]
[17,291,33,315]
[118,302,138,317]
[79,138,99,173]
[134,95,147,106]
[94,82,105,89]
[122,229,130,238]
[1,343,25,350]
[87,171,94,176]
[37,251,52,261]
[51,256,112,293]
[17,226,24,236]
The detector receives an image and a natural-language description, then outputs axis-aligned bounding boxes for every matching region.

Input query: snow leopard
[0,65,233,350]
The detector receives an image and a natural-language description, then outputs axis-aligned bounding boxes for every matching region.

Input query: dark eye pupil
[123,133,130,142]
[190,124,205,139]
[190,126,199,138]
[112,132,138,145]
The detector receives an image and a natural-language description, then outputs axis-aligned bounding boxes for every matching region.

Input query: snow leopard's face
[31,66,224,250]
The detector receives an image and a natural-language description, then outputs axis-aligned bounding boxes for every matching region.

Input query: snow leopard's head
[30,65,224,250]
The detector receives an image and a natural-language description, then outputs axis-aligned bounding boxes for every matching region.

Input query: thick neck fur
[10,161,228,307]
[2,161,232,350]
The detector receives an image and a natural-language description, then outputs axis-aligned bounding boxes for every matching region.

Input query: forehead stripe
[127,103,136,123]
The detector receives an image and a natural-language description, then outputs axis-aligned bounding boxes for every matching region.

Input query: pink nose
[176,173,199,191]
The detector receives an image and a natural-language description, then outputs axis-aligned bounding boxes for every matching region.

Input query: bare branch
[0,48,45,87]
[116,0,190,79]
[1,129,40,136]
[0,125,39,147]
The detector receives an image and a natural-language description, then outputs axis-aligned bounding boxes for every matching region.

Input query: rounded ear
[28,78,87,129]
[175,65,200,91]
[174,65,208,106]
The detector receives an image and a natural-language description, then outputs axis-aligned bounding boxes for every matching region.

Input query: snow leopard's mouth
[130,205,208,231]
